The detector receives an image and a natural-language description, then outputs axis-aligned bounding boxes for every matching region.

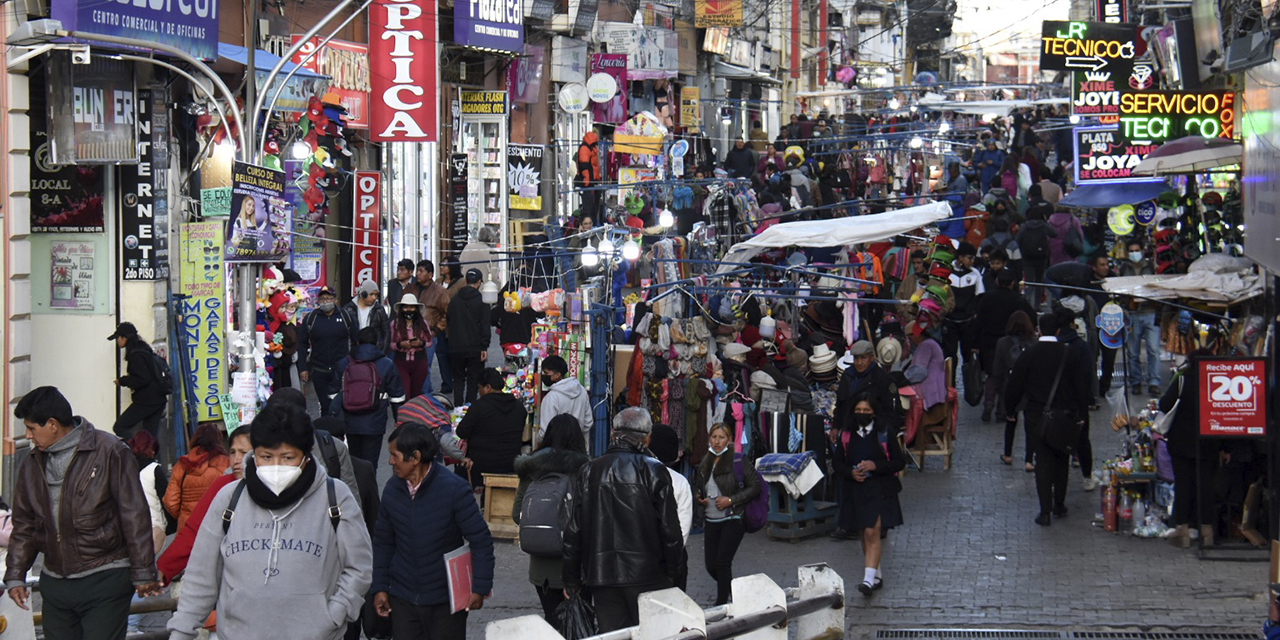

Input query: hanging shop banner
[1073,125,1159,183]
[224,162,290,263]
[289,36,371,129]
[507,145,543,210]
[507,44,546,104]
[353,171,382,286]
[596,23,678,80]
[1096,0,1127,22]
[455,0,524,52]
[551,37,589,83]
[180,221,226,422]
[680,87,701,133]
[285,159,323,284]
[47,52,138,165]
[695,0,741,26]
[1040,21,1141,77]
[449,154,469,257]
[120,89,169,281]
[1071,71,1122,116]
[29,72,105,233]
[590,54,628,124]
[675,21,697,74]
[1117,90,1236,145]
[573,0,598,35]
[51,0,218,61]
[49,241,95,310]
[460,91,508,115]
[1198,357,1267,437]
[371,0,439,141]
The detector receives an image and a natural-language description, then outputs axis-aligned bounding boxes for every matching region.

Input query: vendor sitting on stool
[905,321,948,426]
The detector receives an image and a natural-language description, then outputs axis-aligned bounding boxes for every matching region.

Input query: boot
[1169,524,1190,548]
[1199,525,1215,546]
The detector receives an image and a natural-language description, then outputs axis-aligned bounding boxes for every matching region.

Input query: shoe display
[1035,513,1051,526]
[1052,505,1068,518]
[1082,477,1099,491]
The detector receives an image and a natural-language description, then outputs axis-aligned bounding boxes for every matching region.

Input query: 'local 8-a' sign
[1198,357,1267,437]
[455,0,524,52]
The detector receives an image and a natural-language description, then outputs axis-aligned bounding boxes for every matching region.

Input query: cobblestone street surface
[466,394,1269,637]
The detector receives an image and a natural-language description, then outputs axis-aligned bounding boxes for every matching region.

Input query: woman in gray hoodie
[167,403,373,640]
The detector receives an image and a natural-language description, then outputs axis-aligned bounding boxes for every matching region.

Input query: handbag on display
[1041,349,1084,454]
[1151,374,1182,435]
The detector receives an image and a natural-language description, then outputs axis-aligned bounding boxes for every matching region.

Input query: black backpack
[314,430,343,480]
[222,476,341,534]
[518,473,573,556]
[149,351,175,395]
[1020,223,1051,261]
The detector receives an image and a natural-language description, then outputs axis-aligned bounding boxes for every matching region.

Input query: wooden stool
[482,473,520,540]
[509,217,547,252]
[765,484,838,542]
[912,358,956,470]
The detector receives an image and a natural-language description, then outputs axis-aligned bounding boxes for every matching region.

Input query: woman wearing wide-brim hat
[391,294,434,400]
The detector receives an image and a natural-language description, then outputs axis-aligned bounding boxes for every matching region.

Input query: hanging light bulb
[658,208,674,228]
[759,309,776,340]
[581,246,600,267]
[621,239,641,261]
[480,274,500,305]
[888,98,901,110]
[597,238,615,256]
[909,136,923,149]
[1069,114,1081,124]
[939,121,951,134]
[290,140,311,159]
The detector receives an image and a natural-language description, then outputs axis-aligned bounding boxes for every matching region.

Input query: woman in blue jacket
[972,139,1006,195]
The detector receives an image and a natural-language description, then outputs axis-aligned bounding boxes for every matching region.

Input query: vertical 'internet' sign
[370,0,439,141]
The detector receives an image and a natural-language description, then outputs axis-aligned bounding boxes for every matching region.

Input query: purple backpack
[731,455,770,533]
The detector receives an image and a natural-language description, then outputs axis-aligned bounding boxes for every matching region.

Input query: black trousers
[450,353,484,406]
[40,568,133,640]
[1026,411,1069,515]
[272,352,294,391]
[704,518,745,605]
[1003,416,1036,464]
[1098,342,1118,396]
[312,368,340,417]
[389,597,466,640]
[347,433,384,466]
[1171,454,1215,528]
[535,585,564,626]
[1076,417,1093,478]
[112,399,166,440]
[592,579,670,633]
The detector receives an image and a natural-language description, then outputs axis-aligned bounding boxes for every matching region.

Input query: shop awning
[1131,135,1243,176]
[1059,180,1172,208]
[717,201,951,271]
[216,43,328,80]
[1102,270,1263,305]
[714,61,782,85]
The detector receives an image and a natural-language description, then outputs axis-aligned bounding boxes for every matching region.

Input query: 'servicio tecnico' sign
[1040,21,1141,78]
[1073,125,1159,183]
[1198,357,1267,437]
[370,0,439,141]
[1117,90,1236,145]
[455,0,524,52]
[353,171,382,286]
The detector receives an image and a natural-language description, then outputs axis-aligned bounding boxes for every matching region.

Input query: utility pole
[239,3,259,375]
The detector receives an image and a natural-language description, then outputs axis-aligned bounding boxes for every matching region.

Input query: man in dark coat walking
[446,269,492,406]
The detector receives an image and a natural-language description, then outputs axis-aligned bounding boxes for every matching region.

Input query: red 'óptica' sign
[370,0,438,141]
[1198,357,1267,437]
[353,171,381,288]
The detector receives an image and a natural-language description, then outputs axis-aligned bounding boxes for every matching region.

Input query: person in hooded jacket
[110,321,169,439]
[163,423,231,533]
[446,268,492,406]
[723,139,757,180]
[333,327,406,466]
[166,403,373,640]
[538,355,594,445]
[511,415,591,625]
[455,369,528,489]
[1047,208,1083,266]
[576,131,602,220]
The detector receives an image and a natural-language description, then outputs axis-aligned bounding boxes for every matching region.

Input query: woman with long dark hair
[391,294,433,399]
[163,423,230,532]
[695,423,762,606]
[994,311,1038,470]
[511,414,590,624]
[109,321,169,439]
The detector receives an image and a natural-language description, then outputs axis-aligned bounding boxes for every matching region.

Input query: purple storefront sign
[52,0,219,61]
[454,0,523,52]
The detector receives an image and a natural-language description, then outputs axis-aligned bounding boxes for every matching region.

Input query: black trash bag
[962,352,984,407]
[556,591,598,640]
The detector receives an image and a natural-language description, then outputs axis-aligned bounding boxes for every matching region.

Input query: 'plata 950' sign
[1118,91,1236,145]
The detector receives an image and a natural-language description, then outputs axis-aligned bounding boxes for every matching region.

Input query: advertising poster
[459,91,508,115]
[120,89,168,281]
[224,162,290,263]
[180,222,226,422]
[353,171,382,286]
[695,0,741,27]
[1073,125,1159,183]
[29,72,105,233]
[51,0,218,61]
[49,242,95,310]
[450,154,469,257]
[507,44,546,104]
[591,54,628,124]
[370,0,438,141]
[289,36,371,129]
[507,145,543,210]
[286,159,324,285]
[680,87,701,132]
[597,23,678,80]
[1198,358,1267,437]
[455,0,524,52]
[47,53,138,164]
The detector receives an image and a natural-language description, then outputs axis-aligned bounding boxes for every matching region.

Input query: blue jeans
[422,341,437,395]
[1126,310,1162,387]
[434,333,453,393]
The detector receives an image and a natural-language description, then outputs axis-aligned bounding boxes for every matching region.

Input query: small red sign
[352,171,381,288]
[1198,357,1267,437]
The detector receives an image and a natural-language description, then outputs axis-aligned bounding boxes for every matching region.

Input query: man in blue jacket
[298,286,358,417]
[333,327,406,465]
[372,423,494,640]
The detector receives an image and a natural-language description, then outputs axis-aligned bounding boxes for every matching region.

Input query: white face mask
[708,445,728,457]
[1128,251,1143,263]
[256,463,304,496]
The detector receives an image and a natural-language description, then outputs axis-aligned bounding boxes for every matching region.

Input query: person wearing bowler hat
[110,321,170,439]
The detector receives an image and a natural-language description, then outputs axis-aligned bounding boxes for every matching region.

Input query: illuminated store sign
[1117,90,1235,144]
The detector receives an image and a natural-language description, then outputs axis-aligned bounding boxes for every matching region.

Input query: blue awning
[217,43,327,80]
[1060,180,1172,208]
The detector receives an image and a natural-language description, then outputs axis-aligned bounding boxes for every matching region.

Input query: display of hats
[721,342,751,362]
[836,352,854,372]
[785,346,808,370]
[1201,191,1223,207]
[808,343,838,374]
[928,265,952,281]
[876,338,902,368]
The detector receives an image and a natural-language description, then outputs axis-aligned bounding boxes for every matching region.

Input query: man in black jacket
[297,286,358,417]
[975,270,1035,421]
[563,407,683,632]
[1005,313,1092,526]
[454,369,527,489]
[446,269,492,406]
[109,322,169,439]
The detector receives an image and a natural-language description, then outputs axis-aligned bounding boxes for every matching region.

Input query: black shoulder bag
[1040,347,1084,454]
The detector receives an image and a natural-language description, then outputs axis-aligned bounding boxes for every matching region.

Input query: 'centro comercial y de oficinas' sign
[53,0,219,61]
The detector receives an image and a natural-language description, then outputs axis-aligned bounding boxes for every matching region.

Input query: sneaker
[1149,385,1161,396]
[1082,477,1100,491]
[1131,385,1143,396]
[981,409,992,423]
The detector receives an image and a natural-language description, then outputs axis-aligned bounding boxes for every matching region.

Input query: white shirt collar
[1038,336,1058,342]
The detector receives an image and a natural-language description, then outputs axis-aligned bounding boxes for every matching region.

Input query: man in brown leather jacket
[5,386,161,639]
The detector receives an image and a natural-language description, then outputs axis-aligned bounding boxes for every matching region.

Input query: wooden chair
[913,357,956,470]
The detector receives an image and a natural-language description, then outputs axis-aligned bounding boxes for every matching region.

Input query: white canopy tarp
[717,201,951,273]
[1102,271,1263,305]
